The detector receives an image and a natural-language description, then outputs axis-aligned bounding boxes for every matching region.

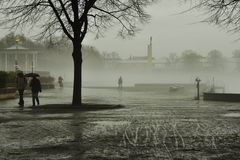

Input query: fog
[34,47,240,93]
[84,70,240,92]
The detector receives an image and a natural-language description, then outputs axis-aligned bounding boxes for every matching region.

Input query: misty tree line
[2,33,240,72]
[0,32,43,50]
[0,33,105,71]
[164,49,240,72]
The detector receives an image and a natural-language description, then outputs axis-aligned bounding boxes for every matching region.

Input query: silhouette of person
[118,76,123,89]
[195,77,201,100]
[58,76,64,88]
[29,76,42,106]
[16,72,27,107]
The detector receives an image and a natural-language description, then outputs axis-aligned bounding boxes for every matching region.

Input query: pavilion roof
[5,44,28,50]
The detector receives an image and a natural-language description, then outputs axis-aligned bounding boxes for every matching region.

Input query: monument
[147,36,153,65]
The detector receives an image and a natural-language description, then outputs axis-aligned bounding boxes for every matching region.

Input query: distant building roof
[130,56,148,60]
[5,44,28,50]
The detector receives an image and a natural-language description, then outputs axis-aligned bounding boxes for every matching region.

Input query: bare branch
[58,0,73,26]
[0,0,154,40]
[80,17,88,42]
[48,0,73,40]
[186,0,240,34]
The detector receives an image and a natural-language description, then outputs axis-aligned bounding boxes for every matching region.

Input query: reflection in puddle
[223,113,240,117]
[38,113,73,118]
[91,121,130,126]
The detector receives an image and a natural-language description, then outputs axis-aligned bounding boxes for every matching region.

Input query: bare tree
[185,0,240,34]
[207,49,225,71]
[181,50,203,71]
[0,0,154,105]
[164,53,179,70]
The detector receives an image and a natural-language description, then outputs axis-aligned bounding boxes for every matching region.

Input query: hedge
[0,71,55,89]
[0,71,8,88]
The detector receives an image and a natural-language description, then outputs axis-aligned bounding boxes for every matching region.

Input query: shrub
[0,71,8,88]
[7,71,17,87]
[7,71,17,83]
[39,76,55,84]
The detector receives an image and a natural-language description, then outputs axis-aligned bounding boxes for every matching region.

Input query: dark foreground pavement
[0,88,240,160]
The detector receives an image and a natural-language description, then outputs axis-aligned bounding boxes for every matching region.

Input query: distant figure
[118,76,123,89]
[29,76,42,106]
[195,77,201,100]
[58,76,64,88]
[16,72,27,107]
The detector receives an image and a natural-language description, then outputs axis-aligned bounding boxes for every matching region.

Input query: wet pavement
[0,87,240,160]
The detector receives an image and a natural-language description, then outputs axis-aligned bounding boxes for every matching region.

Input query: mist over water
[35,51,240,93]
[67,68,240,93]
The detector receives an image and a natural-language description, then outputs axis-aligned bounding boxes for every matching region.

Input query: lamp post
[14,59,18,71]
[31,60,34,73]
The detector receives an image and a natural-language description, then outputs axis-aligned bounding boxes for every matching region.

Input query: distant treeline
[2,33,240,73]
[162,49,240,72]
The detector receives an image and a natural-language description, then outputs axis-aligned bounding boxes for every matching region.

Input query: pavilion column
[35,53,38,71]
[5,52,8,71]
[14,52,18,71]
[32,53,34,73]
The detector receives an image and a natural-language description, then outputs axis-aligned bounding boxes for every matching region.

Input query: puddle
[90,121,130,126]
[38,113,73,118]
[223,113,240,117]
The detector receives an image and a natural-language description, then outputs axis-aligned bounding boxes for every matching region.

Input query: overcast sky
[84,1,240,59]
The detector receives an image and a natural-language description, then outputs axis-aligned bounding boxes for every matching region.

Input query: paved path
[0,87,240,160]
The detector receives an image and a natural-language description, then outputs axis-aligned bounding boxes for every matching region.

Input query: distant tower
[147,36,152,64]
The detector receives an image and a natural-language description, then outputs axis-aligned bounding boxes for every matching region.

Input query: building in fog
[103,52,121,60]
[129,36,153,64]
[103,37,162,71]
[0,44,38,72]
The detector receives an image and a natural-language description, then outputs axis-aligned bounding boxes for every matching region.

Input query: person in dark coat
[29,76,42,106]
[58,76,64,88]
[16,72,27,107]
[118,76,123,89]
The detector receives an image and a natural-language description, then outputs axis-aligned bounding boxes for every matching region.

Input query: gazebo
[0,44,38,72]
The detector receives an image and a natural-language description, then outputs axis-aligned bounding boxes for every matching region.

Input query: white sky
[84,1,240,59]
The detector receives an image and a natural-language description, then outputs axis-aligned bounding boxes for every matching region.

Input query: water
[223,113,240,117]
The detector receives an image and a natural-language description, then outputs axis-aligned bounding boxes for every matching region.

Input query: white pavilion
[0,43,38,72]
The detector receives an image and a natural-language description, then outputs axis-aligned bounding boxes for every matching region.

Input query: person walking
[58,76,64,88]
[29,76,42,106]
[195,77,201,100]
[16,72,27,107]
[118,76,123,89]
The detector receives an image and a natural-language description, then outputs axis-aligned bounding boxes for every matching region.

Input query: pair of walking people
[17,72,42,107]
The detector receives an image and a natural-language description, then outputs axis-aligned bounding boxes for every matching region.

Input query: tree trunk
[72,41,82,106]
